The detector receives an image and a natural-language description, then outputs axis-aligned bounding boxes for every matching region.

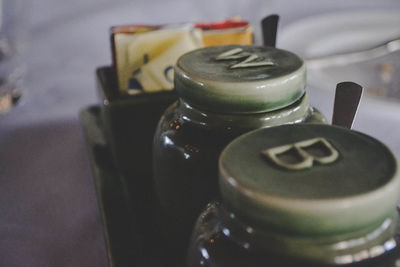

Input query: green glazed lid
[219,124,400,237]
[174,45,306,114]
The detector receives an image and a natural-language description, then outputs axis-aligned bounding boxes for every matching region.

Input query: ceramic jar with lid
[188,124,400,267]
[152,45,326,260]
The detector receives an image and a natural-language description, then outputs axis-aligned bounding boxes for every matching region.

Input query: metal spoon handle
[261,14,279,47]
[332,82,363,129]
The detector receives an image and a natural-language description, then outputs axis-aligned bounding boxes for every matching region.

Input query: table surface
[1,0,400,266]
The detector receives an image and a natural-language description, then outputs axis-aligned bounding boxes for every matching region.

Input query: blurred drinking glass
[0,0,28,114]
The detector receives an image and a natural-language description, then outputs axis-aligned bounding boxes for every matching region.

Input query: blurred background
[1,0,400,266]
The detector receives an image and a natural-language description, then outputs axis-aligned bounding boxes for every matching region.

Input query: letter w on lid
[261,138,339,170]
[216,48,275,69]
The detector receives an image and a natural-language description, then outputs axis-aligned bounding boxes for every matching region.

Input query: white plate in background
[278,10,400,58]
[277,10,400,102]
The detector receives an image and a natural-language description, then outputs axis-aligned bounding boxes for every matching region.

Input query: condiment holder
[83,14,395,267]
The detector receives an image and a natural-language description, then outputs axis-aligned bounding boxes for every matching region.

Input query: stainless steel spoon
[307,37,400,69]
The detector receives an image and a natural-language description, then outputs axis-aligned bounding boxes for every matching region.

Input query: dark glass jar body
[188,202,400,267]
[152,94,326,264]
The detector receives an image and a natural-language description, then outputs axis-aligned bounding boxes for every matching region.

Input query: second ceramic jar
[152,44,325,261]
[188,124,400,267]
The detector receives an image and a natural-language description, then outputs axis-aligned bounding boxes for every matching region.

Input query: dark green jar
[188,124,400,267]
[152,45,326,263]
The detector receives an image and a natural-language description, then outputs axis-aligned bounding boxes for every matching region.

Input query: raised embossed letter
[216,48,275,69]
[261,138,339,170]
